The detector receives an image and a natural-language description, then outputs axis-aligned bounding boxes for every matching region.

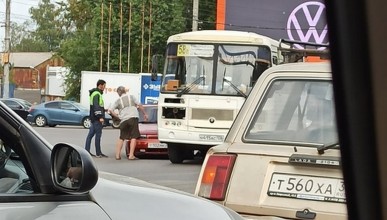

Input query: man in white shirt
[109,86,148,160]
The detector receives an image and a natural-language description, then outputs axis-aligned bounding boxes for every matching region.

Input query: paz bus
[152,30,282,163]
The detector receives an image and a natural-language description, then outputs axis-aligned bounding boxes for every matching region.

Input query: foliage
[60,27,99,100]
[29,0,70,51]
[9,21,48,52]
[11,0,216,101]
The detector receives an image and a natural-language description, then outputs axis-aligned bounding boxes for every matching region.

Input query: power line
[12,0,39,7]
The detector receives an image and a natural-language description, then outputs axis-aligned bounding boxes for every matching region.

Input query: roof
[268,61,332,74]
[9,52,54,68]
[168,30,279,45]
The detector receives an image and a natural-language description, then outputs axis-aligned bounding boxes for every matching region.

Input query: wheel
[167,143,185,164]
[35,115,47,127]
[112,117,120,129]
[82,117,91,129]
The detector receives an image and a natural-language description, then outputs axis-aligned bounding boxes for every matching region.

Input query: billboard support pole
[192,0,199,31]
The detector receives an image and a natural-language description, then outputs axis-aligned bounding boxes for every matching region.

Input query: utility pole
[192,0,199,31]
[3,0,11,98]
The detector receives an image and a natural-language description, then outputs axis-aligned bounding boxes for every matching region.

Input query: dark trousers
[85,121,103,155]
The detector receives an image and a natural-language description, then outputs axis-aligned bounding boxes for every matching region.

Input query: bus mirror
[151,55,158,81]
[273,57,278,65]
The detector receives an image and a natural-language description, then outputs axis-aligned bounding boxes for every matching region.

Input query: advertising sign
[217,0,328,45]
[80,71,141,109]
[140,73,161,104]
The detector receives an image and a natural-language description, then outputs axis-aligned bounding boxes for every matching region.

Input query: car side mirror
[151,55,159,81]
[51,143,98,193]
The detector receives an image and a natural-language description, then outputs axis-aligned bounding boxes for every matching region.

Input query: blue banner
[140,74,161,104]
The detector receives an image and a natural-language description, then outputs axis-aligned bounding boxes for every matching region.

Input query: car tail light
[136,140,148,148]
[198,154,236,200]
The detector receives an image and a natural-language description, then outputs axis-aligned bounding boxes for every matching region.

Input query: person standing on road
[109,86,148,160]
[85,79,108,158]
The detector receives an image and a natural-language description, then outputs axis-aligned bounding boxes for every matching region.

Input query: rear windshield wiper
[317,142,340,154]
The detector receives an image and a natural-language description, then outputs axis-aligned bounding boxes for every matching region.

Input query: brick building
[5,52,64,103]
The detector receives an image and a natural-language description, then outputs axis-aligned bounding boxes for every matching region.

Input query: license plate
[199,134,224,141]
[268,173,346,203]
[148,143,168,148]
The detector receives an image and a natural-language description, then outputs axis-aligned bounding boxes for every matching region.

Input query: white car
[0,101,243,220]
[195,62,347,219]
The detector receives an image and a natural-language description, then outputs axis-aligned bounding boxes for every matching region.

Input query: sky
[0,0,39,51]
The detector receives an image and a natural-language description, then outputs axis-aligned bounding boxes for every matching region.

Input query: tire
[167,143,185,164]
[112,118,120,129]
[35,115,47,127]
[82,117,91,129]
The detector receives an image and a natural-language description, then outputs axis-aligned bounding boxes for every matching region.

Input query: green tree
[56,0,99,100]
[58,0,192,100]
[18,0,216,101]
[9,21,48,52]
[95,0,190,73]
[29,0,69,51]
[60,27,99,100]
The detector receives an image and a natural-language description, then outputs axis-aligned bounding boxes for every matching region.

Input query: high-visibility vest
[90,91,104,107]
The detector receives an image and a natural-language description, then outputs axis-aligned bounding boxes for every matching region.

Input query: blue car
[27,100,113,128]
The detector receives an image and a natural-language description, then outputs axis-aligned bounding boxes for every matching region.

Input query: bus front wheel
[168,144,185,164]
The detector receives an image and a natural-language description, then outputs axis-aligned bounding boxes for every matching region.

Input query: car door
[0,103,110,219]
[59,102,83,125]
[44,101,63,124]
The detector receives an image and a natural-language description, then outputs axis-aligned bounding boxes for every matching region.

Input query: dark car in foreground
[27,100,113,128]
[0,100,244,220]
[0,98,32,121]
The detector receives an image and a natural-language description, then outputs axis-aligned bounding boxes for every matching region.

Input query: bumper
[158,127,226,146]
[126,138,168,158]
[26,114,34,123]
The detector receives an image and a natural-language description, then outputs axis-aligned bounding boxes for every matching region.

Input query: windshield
[18,99,33,108]
[245,80,338,145]
[161,43,272,96]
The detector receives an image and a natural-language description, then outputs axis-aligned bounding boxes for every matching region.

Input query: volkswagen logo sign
[209,117,216,123]
[287,1,328,47]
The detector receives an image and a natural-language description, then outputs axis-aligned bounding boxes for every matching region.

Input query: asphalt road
[33,126,204,194]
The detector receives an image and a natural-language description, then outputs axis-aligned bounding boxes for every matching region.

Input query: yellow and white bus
[153,30,281,163]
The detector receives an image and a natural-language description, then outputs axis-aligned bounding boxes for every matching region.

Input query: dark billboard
[217,0,328,44]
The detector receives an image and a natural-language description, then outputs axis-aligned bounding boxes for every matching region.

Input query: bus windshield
[161,43,272,96]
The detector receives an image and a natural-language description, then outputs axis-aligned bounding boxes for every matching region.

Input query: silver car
[0,101,243,220]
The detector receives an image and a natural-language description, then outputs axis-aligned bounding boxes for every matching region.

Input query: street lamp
[29,66,42,103]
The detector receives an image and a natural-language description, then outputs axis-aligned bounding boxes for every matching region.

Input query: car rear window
[139,105,157,123]
[244,79,338,146]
